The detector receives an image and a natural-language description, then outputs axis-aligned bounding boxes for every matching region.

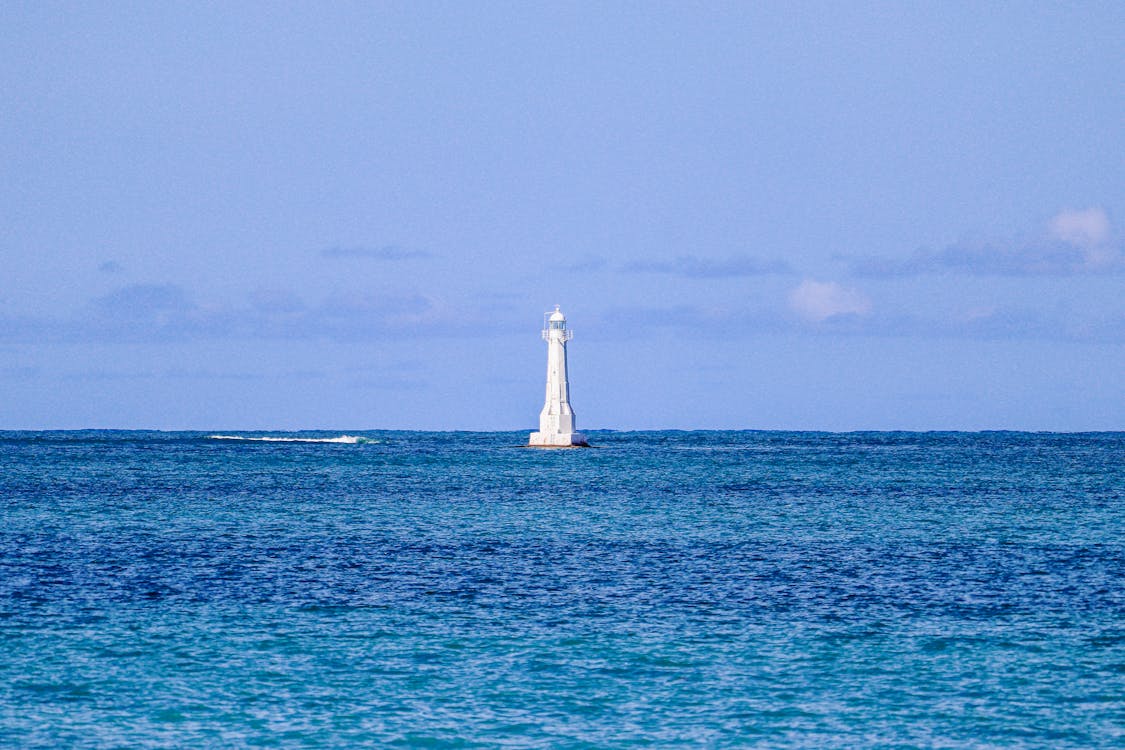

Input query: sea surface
[1,430,1122,748]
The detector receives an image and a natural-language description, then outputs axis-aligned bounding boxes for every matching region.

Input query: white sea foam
[207,435,376,444]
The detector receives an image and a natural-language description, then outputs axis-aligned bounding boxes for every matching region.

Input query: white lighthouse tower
[529,305,588,447]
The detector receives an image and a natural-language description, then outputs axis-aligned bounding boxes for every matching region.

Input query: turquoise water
[1,430,1122,747]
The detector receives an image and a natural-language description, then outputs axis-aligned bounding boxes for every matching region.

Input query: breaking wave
[206,435,377,444]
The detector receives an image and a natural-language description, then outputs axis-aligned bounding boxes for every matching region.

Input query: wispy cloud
[594,298,1120,343]
[876,305,1125,343]
[621,254,791,278]
[844,207,1121,277]
[788,279,872,322]
[81,283,213,340]
[0,366,40,379]
[846,242,1116,277]
[598,304,739,330]
[565,255,608,272]
[3,278,1118,347]
[1048,207,1110,247]
[57,368,324,382]
[0,283,500,344]
[320,245,430,260]
[92,283,194,317]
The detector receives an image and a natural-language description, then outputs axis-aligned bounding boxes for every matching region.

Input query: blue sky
[2,2,1122,430]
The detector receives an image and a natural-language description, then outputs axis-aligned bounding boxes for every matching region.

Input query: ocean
[1,430,1121,747]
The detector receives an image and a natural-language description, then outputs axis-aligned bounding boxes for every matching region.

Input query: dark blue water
[1,430,1122,747]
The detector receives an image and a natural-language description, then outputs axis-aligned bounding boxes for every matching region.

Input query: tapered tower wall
[529,306,587,447]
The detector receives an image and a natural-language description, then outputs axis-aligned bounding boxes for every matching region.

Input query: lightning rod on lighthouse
[528,305,589,447]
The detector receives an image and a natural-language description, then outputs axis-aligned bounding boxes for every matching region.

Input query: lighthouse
[529,306,588,447]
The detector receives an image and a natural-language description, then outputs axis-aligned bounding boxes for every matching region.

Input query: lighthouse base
[528,431,588,448]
